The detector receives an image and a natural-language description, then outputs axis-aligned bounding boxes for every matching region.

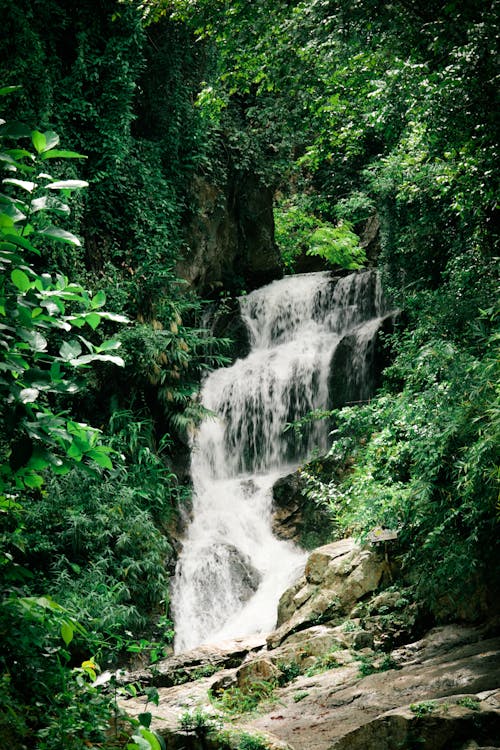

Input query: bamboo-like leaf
[41,149,87,160]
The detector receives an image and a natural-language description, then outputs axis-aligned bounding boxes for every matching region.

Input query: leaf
[98,311,130,324]
[61,620,74,646]
[86,448,113,470]
[71,353,125,367]
[46,179,89,190]
[0,85,22,96]
[97,338,122,353]
[41,149,87,160]
[3,233,40,255]
[35,226,82,246]
[31,130,47,154]
[43,132,60,151]
[19,388,40,403]
[2,178,36,192]
[85,312,101,330]
[31,195,70,215]
[138,713,152,729]
[91,290,106,308]
[23,473,44,489]
[11,269,31,291]
[20,330,48,351]
[59,340,83,361]
[138,728,162,750]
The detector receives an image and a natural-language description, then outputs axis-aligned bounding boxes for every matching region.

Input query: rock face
[177,173,282,295]
[269,538,387,648]
[328,310,401,409]
[271,471,334,547]
[119,538,500,750]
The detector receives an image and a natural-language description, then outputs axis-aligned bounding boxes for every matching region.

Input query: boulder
[236,658,281,692]
[268,538,386,648]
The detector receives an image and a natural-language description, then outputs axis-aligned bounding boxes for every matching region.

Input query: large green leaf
[36,226,82,246]
[11,268,31,291]
[2,177,36,193]
[31,130,47,154]
[46,179,89,190]
[59,340,83,361]
[2,233,40,254]
[41,149,87,160]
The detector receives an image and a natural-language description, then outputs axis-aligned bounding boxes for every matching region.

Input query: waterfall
[171,270,387,652]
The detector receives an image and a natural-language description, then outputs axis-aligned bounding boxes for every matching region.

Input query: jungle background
[0,0,498,747]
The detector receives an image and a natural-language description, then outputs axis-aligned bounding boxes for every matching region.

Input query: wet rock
[126,633,266,688]
[328,310,402,409]
[271,471,335,548]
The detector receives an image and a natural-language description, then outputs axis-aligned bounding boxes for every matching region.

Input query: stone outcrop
[177,173,282,296]
[268,538,387,648]
[118,537,500,750]
[121,621,500,750]
[328,309,401,409]
[271,471,334,547]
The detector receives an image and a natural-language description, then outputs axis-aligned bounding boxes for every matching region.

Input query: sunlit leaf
[19,388,40,403]
[61,621,74,646]
[46,179,89,190]
[11,269,31,291]
[41,149,87,160]
[2,177,36,193]
[36,226,82,246]
[31,130,46,154]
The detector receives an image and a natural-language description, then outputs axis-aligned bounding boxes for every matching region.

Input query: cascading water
[171,270,387,652]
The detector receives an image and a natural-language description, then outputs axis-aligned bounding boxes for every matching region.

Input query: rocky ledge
[119,539,500,750]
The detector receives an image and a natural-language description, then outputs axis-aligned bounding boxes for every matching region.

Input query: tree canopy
[0,0,498,747]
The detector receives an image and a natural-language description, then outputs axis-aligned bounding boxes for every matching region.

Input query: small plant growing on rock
[457,696,480,711]
[178,707,221,745]
[293,691,309,702]
[211,680,277,716]
[277,660,301,686]
[410,700,437,717]
[238,733,270,749]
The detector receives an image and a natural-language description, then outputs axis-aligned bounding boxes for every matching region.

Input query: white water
[171,270,386,652]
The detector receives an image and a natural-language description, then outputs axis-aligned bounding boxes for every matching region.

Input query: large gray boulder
[268,538,387,648]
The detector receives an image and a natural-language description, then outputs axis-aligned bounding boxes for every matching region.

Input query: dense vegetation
[0,0,498,748]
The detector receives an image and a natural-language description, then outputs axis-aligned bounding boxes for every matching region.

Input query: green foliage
[0,111,127,495]
[457,696,480,711]
[293,691,309,703]
[303,304,499,613]
[211,680,277,716]
[275,196,366,272]
[237,734,270,750]
[178,706,221,738]
[277,660,301,686]
[410,700,438,718]
[307,221,366,271]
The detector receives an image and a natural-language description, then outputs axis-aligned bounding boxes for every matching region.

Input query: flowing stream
[171,270,387,652]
